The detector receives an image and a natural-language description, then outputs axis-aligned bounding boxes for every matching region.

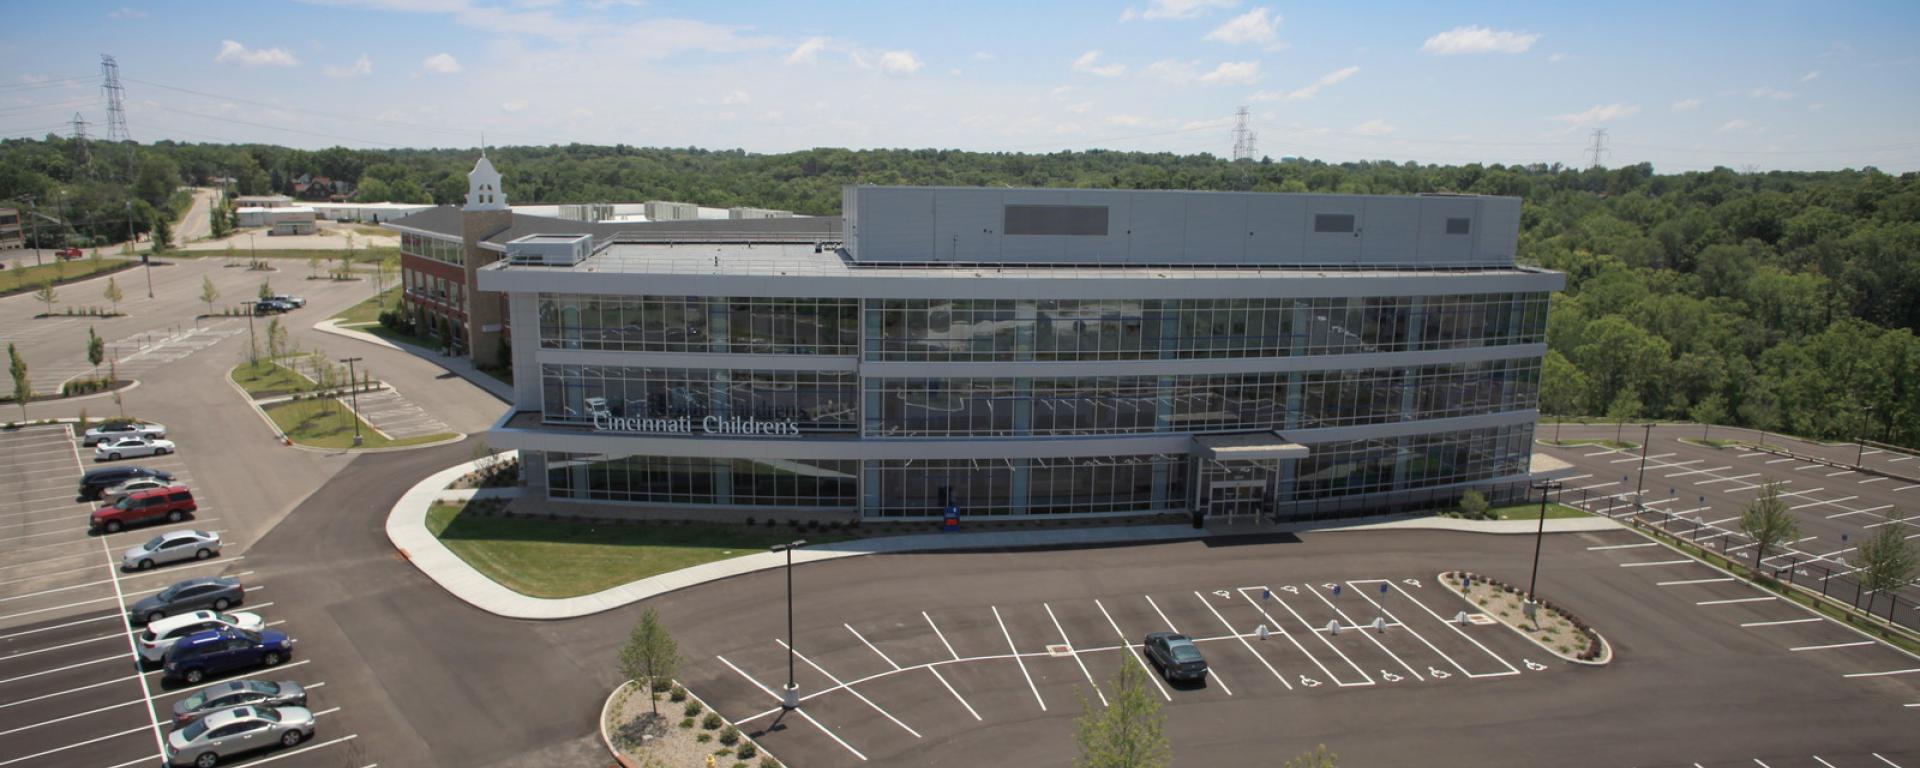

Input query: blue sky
[2,0,1917,171]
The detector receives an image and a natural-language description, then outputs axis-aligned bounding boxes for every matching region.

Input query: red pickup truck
[56,247,84,260]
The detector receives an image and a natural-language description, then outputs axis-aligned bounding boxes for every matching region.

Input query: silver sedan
[123,530,222,571]
[166,705,314,767]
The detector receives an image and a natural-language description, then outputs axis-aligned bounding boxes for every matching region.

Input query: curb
[223,363,465,454]
[598,682,639,768]
[389,454,1621,620]
[599,680,779,768]
[312,319,513,404]
[1437,572,1612,667]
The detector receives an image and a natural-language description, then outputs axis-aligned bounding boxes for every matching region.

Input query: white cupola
[464,153,507,211]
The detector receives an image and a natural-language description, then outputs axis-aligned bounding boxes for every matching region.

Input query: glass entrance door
[1207,479,1266,518]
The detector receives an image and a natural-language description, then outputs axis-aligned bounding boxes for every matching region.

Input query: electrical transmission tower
[1585,127,1609,169]
[70,112,92,173]
[1230,106,1257,162]
[101,54,133,178]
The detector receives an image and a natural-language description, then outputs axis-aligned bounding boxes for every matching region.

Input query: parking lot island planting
[1442,570,1611,664]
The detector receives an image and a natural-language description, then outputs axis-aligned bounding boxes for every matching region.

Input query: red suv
[91,486,197,533]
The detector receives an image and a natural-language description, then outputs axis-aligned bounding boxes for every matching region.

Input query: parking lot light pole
[771,539,806,710]
[339,356,363,446]
[1633,423,1654,509]
[1527,479,1562,600]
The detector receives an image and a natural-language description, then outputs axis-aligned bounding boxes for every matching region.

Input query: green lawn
[229,361,316,398]
[0,257,137,295]
[330,286,399,326]
[263,397,454,450]
[179,246,398,265]
[1487,502,1592,521]
[426,501,849,598]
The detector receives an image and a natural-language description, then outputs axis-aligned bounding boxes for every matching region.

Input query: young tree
[308,254,321,279]
[1074,661,1169,768]
[33,279,58,316]
[224,242,238,266]
[265,317,287,361]
[341,232,355,276]
[618,608,680,717]
[103,277,123,315]
[258,279,272,300]
[1738,481,1800,574]
[1856,511,1917,623]
[86,326,104,375]
[151,216,172,254]
[1284,745,1338,768]
[200,275,220,316]
[7,343,28,420]
[1458,489,1490,521]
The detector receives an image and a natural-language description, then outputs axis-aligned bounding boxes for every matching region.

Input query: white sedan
[95,436,176,461]
[83,421,167,446]
[101,477,175,503]
[139,611,265,663]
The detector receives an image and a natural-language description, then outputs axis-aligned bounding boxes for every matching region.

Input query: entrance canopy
[1191,431,1310,462]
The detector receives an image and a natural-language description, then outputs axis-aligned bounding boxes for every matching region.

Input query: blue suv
[163,628,294,685]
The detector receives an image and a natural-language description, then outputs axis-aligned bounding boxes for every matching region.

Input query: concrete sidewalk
[314,318,513,403]
[390,454,1623,620]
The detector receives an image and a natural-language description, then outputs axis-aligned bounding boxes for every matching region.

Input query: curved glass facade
[546,453,857,507]
[541,364,858,433]
[539,295,859,355]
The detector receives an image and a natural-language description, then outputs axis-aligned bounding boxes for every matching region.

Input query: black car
[1142,632,1209,683]
[128,576,245,625]
[252,299,292,315]
[79,466,175,501]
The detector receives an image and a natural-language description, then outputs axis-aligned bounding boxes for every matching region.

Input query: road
[175,188,218,244]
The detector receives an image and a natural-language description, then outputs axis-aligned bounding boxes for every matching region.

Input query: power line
[0,97,100,116]
[1610,139,1920,156]
[149,104,405,147]
[0,75,101,92]
[124,76,566,146]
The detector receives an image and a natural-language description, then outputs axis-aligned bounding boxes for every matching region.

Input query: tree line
[3,136,1916,444]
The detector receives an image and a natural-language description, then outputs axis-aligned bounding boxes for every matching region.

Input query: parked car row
[252,295,305,315]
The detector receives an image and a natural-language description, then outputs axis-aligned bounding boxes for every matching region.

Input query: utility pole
[25,195,40,267]
[1230,106,1254,162]
[101,55,133,180]
[1634,423,1654,509]
[770,539,807,710]
[1586,128,1610,169]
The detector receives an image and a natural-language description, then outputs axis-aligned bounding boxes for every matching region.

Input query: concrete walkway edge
[391,454,1624,620]
[313,318,513,403]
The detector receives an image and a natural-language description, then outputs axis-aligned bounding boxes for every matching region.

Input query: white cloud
[786,37,828,65]
[1065,101,1092,114]
[1551,102,1640,127]
[1547,52,1567,63]
[719,89,751,105]
[214,40,300,68]
[1351,119,1395,136]
[878,50,922,76]
[1717,118,1751,133]
[1106,114,1147,126]
[1800,69,1820,82]
[1750,86,1794,100]
[500,100,526,112]
[1143,59,1198,84]
[971,51,995,61]
[1122,0,1239,21]
[422,52,462,74]
[324,53,373,78]
[1252,64,1359,102]
[1206,7,1280,46]
[109,6,146,19]
[1670,98,1700,112]
[1421,26,1540,55]
[1198,61,1260,85]
[1072,50,1126,77]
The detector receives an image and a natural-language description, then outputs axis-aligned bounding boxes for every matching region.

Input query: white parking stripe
[1657,578,1735,586]
[1741,618,1822,627]
[0,723,148,766]
[1043,603,1107,708]
[1789,641,1875,652]
[1587,542,1657,551]
[1763,457,1796,464]
[1843,668,1920,678]
[1305,583,1423,682]
[1234,589,1351,685]
[1737,451,1767,458]
[1191,591,1294,688]
[716,654,866,761]
[0,629,119,661]
[1698,597,1776,606]
[1094,599,1172,702]
[1830,504,1894,519]
[1143,594,1233,695]
[1666,466,1733,479]
[1611,453,1674,464]
[991,605,1046,710]
[1859,477,1889,485]
[1695,473,1760,485]
[777,638,921,738]
[1791,496,1858,510]
[1621,560,1693,568]
[1897,485,1920,492]
[1874,754,1904,768]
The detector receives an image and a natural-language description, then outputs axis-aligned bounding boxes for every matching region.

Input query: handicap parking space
[0,423,378,768]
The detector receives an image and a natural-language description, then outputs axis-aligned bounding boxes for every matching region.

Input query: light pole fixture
[1633,423,1654,509]
[1527,479,1562,600]
[770,539,807,710]
[339,356,364,446]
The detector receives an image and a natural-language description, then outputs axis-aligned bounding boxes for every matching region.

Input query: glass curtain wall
[538,295,859,355]
[542,365,859,432]
[546,453,858,507]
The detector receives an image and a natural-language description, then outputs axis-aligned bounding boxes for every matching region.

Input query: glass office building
[479,186,1562,522]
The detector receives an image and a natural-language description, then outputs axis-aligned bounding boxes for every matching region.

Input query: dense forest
[2,137,1917,445]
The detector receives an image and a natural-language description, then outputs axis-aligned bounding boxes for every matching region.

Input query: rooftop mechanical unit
[504,233,595,266]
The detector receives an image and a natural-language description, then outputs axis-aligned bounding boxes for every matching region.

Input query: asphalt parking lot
[644,527,1920,767]
[1540,425,1920,620]
[0,424,379,768]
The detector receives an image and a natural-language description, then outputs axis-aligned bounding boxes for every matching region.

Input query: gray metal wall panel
[1361,197,1419,264]
[842,186,861,258]
[858,187,936,261]
[1304,195,1365,263]
[1475,197,1522,262]
[1126,195,1187,262]
[1245,194,1307,263]
[998,189,1072,262]
[1184,194,1248,263]
[932,189,1003,262]
[1416,196,1479,263]
[1069,190,1130,262]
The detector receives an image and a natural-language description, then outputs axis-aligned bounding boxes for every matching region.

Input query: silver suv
[166,705,314,767]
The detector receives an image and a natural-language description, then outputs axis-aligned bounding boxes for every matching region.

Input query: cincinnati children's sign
[587,401,802,437]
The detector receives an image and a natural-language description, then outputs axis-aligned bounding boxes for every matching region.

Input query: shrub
[1458,489,1491,520]
[684,700,703,717]
[669,684,687,702]
[737,742,758,759]
[744,517,756,527]
[719,726,740,746]
[680,717,694,729]
[761,756,782,768]
[650,679,673,693]
[702,712,723,730]
[696,733,712,743]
